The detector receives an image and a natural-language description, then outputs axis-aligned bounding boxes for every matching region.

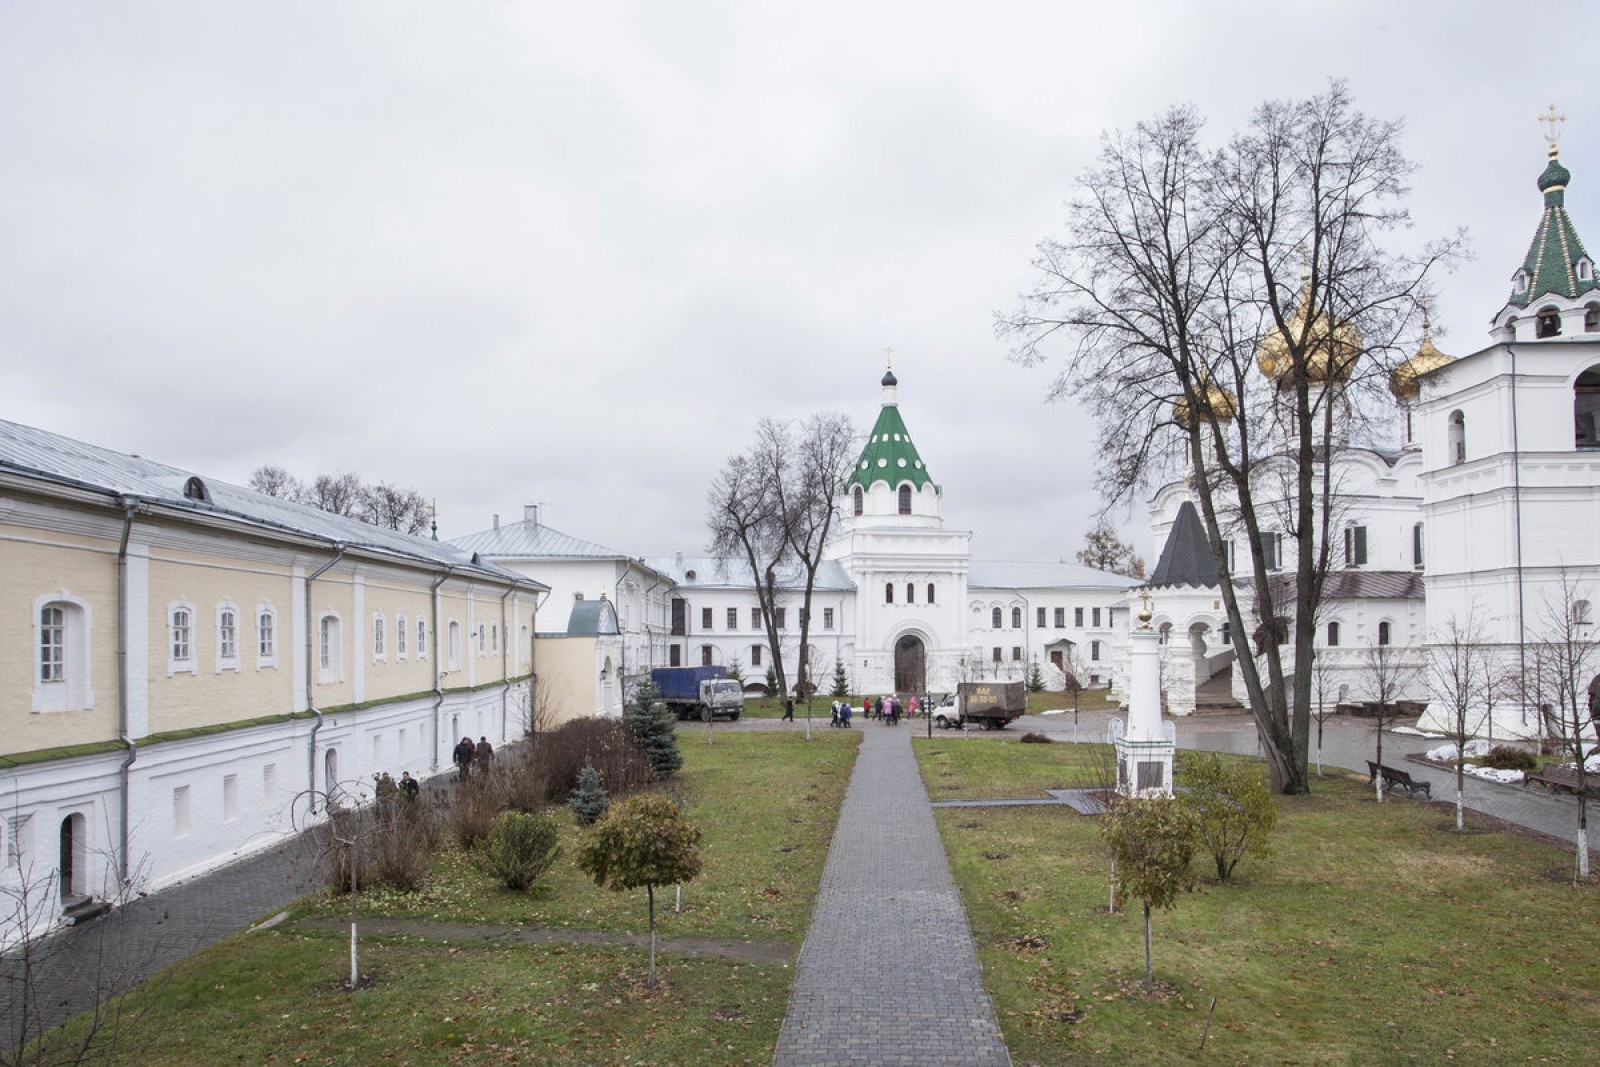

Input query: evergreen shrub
[477,810,562,891]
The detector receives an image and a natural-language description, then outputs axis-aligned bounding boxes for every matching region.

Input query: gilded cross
[883,345,895,371]
[1539,103,1566,152]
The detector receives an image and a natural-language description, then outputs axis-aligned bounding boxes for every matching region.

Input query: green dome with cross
[848,369,937,492]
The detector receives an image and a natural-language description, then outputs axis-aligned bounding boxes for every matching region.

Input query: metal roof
[0,418,543,588]
[968,559,1142,592]
[642,554,856,592]
[566,598,621,637]
[1266,570,1424,603]
[453,518,632,561]
[1148,500,1219,588]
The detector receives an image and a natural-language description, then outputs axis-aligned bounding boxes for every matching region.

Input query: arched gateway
[894,634,926,694]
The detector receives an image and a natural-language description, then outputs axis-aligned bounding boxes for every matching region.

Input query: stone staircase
[1191,669,1246,716]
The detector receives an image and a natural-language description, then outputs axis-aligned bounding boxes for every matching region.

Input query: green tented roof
[1508,153,1597,309]
[849,400,935,491]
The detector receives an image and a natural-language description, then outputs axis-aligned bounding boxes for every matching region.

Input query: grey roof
[1149,500,1219,589]
[643,554,856,593]
[1267,570,1424,603]
[453,518,630,560]
[0,418,544,588]
[968,559,1142,592]
[566,598,621,637]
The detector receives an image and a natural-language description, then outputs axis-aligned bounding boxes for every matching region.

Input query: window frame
[33,594,94,713]
[168,600,197,676]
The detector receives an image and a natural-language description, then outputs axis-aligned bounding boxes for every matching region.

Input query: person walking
[476,736,495,774]
[399,770,420,802]
[783,696,795,721]
[453,736,476,780]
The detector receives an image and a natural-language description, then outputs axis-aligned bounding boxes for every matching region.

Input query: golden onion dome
[1255,279,1362,387]
[1388,318,1453,401]
[1173,377,1238,428]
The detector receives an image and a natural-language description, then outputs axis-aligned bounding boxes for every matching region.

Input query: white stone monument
[1110,591,1176,797]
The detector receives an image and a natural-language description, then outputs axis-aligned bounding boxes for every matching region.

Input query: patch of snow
[1393,726,1445,738]
[1426,743,1459,762]
[1463,765,1524,784]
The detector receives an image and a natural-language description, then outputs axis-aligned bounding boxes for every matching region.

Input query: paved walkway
[772,724,1011,1067]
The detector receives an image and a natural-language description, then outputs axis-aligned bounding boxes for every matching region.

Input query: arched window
[318,614,343,682]
[885,583,894,604]
[257,606,277,664]
[416,618,427,659]
[1575,600,1593,626]
[1327,621,1341,647]
[991,607,1002,628]
[1586,303,1600,332]
[447,620,461,668]
[218,607,238,663]
[1012,607,1023,629]
[1575,366,1600,449]
[897,485,912,515]
[906,583,915,604]
[35,597,92,712]
[1537,306,1562,338]
[1413,523,1425,569]
[1377,621,1392,646]
[1448,411,1466,465]
[852,486,863,516]
[927,583,935,604]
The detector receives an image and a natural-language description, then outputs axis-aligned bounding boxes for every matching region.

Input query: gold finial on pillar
[1138,589,1154,630]
[1540,103,1566,158]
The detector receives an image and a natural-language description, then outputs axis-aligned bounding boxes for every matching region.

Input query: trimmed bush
[477,810,562,891]
[1480,745,1538,772]
[1178,753,1276,882]
[569,760,611,826]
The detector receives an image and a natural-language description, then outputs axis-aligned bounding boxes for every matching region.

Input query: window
[477,623,486,654]
[1092,607,1102,627]
[799,608,809,628]
[397,616,407,657]
[223,774,238,822]
[906,583,915,604]
[1012,646,1022,661]
[927,583,935,604]
[1074,607,1084,627]
[991,607,1002,628]
[751,608,763,629]
[776,607,787,629]
[1012,607,1023,629]
[40,605,64,683]
[1413,523,1425,569]
[218,607,238,663]
[173,785,191,838]
[898,485,912,515]
[823,607,834,629]
[887,584,895,604]
[262,764,277,804]
[1260,532,1283,572]
[373,614,386,659]
[416,618,427,659]
[1575,367,1600,448]
[1054,608,1065,628]
[1091,640,1102,661]
[751,644,763,666]
[992,646,1002,662]
[1037,607,1047,628]
[319,614,344,682]
[701,645,714,666]
[1327,621,1341,647]
[257,607,277,664]
[1377,621,1392,646]
[701,607,713,630]
[1448,411,1466,465]
[671,598,686,635]
[1586,303,1600,332]
[852,486,863,516]
[1575,600,1593,626]
[447,620,461,668]
[34,596,93,713]
[1344,525,1368,567]
[669,644,682,666]
[492,624,498,651]
[169,604,194,672]
[727,608,738,629]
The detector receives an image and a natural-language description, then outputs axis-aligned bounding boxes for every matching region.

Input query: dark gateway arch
[894,634,926,694]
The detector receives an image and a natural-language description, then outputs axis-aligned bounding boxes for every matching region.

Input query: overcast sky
[4,2,1596,564]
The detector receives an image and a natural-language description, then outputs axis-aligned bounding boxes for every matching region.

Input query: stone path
[772,724,1011,1067]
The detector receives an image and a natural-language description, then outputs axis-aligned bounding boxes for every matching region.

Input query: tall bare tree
[707,450,791,697]
[361,482,433,536]
[1426,608,1503,830]
[1000,83,1461,793]
[306,472,365,517]
[1360,640,1421,802]
[248,464,303,500]
[1523,573,1600,878]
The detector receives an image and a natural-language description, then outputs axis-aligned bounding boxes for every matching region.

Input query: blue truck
[650,666,747,722]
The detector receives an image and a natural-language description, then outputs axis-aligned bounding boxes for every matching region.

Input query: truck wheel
[729,712,740,722]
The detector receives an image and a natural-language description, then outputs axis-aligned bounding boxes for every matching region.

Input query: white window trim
[372,611,387,663]
[215,600,241,673]
[396,613,408,661]
[416,618,428,661]
[318,612,344,684]
[256,603,279,669]
[168,599,198,677]
[32,591,94,713]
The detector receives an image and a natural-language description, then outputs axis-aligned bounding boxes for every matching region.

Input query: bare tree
[1000,83,1461,794]
[1077,520,1146,578]
[1523,574,1600,878]
[305,472,365,517]
[1309,646,1340,777]
[708,450,791,697]
[1361,641,1421,802]
[1427,608,1503,830]
[248,464,303,500]
[361,482,432,536]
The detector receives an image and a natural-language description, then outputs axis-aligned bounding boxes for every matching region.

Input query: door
[894,635,926,694]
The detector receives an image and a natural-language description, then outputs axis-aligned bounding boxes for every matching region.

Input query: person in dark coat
[782,696,794,721]
[399,770,420,802]
[476,736,495,773]
[453,736,476,780]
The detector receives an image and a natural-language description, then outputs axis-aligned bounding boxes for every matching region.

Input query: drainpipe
[499,585,513,740]
[430,565,456,770]
[305,544,346,814]
[115,497,138,886]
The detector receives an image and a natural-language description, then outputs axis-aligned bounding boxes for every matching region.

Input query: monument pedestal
[1109,623,1175,797]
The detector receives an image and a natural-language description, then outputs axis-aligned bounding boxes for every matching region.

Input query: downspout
[430,566,456,770]
[499,585,513,739]
[1510,346,1529,735]
[115,497,138,886]
[305,544,346,814]
[530,587,550,738]
[616,562,637,716]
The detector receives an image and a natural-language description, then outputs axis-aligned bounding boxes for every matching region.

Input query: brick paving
[772,724,1011,1067]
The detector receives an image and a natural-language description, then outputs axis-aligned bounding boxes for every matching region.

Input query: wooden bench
[1524,765,1600,800]
[1366,760,1432,800]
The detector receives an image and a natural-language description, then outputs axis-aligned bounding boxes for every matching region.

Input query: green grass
[915,741,1600,1065]
[64,730,858,1066]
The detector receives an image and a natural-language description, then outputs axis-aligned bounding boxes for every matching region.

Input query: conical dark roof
[1148,499,1219,588]
[1507,150,1596,309]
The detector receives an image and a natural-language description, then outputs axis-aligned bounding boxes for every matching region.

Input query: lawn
[66,730,858,1066]
[915,737,1600,1066]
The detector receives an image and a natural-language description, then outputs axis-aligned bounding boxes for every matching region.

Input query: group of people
[863,694,919,724]
[452,735,495,780]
